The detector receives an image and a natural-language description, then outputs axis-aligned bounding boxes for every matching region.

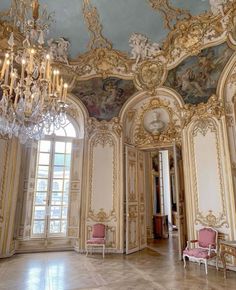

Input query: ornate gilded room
[0,0,236,289]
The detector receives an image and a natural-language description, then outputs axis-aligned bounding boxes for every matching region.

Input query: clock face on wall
[143,108,169,135]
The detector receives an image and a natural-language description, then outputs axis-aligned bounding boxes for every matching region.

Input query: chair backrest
[198,227,218,249]
[92,223,106,238]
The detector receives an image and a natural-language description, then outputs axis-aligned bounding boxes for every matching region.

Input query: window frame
[31,118,77,239]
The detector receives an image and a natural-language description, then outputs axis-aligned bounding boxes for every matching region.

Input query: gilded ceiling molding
[82,0,112,50]
[147,0,191,30]
[70,47,133,79]
[1,1,236,90]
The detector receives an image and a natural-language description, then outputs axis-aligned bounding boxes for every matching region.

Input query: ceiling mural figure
[72,77,137,121]
[165,43,234,105]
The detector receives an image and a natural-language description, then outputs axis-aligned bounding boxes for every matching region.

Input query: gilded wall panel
[189,119,228,229]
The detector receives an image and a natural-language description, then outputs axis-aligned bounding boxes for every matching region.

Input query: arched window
[31,116,77,237]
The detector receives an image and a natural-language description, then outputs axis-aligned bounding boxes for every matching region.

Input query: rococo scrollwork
[133,98,181,147]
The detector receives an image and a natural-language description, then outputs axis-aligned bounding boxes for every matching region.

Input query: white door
[125,146,146,254]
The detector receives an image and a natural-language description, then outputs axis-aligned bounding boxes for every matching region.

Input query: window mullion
[46,137,55,237]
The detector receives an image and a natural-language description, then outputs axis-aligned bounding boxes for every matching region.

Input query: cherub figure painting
[165,43,233,104]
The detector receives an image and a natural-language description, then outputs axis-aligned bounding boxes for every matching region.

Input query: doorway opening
[124,144,187,259]
[146,146,180,257]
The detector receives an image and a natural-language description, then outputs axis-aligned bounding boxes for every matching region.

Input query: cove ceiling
[0,1,236,121]
[0,0,210,57]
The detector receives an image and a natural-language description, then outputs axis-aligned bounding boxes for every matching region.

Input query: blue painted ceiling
[0,0,210,58]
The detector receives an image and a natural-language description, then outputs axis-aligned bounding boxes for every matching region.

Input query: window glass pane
[63,192,69,205]
[34,206,46,219]
[64,167,70,179]
[33,220,45,234]
[62,207,68,219]
[65,155,71,167]
[54,154,65,166]
[54,127,66,137]
[53,166,64,178]
[36,179,48,191]
[39,153,50,165]
[50,206,61,218]
[66,143,72,153]
[52,179,63,191]
[50,220,61,233]
[51,192,62,205]
[35,192,47,205]
[65,123,76,137]
[55,142,65,153]
[64,180,70,192]
[37,166,49,178]
[39,141,51,153]
[61,221,67,234]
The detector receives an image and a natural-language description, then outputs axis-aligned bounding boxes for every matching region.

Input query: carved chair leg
[86,245,88,256]
[183,255,186,268]
[204,260,208,275]
[103,245,105,259]
[216,256,219,271]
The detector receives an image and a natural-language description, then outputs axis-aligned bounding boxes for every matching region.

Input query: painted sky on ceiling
[0,0,210,57]
[72,77,137,120]
[165,43,234,105]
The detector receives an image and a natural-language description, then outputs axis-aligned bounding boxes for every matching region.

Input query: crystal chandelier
[0,0,69,143]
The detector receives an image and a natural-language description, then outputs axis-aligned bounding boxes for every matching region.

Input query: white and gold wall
[80,118,124,252]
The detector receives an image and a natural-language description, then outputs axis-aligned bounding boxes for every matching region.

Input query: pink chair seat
[86,238,105,244]
[183,227,218,274]
[183,248,216,259]
[86,223,106,258]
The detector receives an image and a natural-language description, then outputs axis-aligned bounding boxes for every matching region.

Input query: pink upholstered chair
[183,227,218,274]
[86,223,106,258]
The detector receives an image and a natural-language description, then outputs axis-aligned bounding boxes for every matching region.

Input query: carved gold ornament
[70,48,132,79]
[134,60,167,92]
[181,95,225,128]
[133,98,181,147]
[147,0,191,30]
[82,0,112,50]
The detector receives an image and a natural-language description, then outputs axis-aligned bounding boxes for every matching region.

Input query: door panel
[138,151,147,250]
[174,144,187,260]
[125,146,146,254]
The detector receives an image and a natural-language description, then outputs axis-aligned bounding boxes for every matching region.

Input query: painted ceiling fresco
[0,0,210,57]
[72,77,137,120]
[164,43,234,105]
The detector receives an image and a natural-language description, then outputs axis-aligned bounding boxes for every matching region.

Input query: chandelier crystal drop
[0,0,69,144]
